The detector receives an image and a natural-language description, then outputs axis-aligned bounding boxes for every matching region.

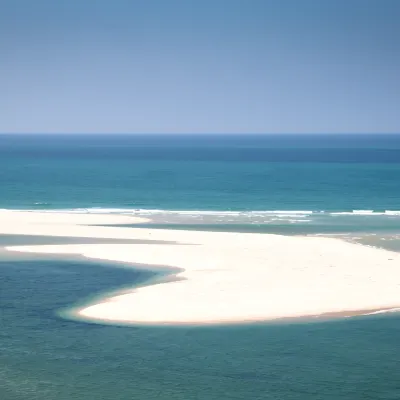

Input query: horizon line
[1,132,400,135]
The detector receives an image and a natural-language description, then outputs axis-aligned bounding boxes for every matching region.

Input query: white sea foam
[360,308,400,316]
[385,210,400,216]
[4,208,400,220]
[331,210,377,215]
[331,210,400,216]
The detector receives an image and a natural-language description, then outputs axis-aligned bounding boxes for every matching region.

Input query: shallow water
[113,224,400,253]
[0,234,176,247]
[350,234,400,253]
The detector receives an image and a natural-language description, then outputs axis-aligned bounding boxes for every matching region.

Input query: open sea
[1,133,400,399]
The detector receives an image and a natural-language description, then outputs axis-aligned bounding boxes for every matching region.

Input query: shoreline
[2,210,400,326]
[66,305,400,327]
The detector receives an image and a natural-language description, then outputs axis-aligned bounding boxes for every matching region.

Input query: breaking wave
[2,207,400,226]
[4,207,314,216]
[10,207,400,216]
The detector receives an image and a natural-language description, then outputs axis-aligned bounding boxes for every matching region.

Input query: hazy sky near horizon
[1,0,400,134]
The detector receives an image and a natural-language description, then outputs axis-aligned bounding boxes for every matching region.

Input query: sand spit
[0,210,149,226]
[3,211,400,325]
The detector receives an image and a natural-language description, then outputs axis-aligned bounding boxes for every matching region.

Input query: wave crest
[5,207,400,217]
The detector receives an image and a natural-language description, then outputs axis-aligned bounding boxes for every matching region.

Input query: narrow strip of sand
[0,210,149,226]
[2,210,400,325]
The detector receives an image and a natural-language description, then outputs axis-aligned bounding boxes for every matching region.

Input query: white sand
[3,210,400,325]
[0,209,149,226]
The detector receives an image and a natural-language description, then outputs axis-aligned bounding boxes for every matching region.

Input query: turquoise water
[1,134,400,398]
[1,134,400,213]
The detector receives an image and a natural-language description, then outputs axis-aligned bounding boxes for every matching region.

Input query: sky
[1,0,399,134]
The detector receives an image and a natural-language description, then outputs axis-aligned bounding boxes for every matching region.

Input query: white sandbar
[3,210,400,325]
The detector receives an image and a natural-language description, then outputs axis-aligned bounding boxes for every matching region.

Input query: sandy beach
[2,210,400,325]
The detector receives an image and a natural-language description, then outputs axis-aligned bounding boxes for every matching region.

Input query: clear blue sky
[1,0,399,134]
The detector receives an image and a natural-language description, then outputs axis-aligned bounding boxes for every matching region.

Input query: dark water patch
[0,259,158,322]
[2,133,400,162]
[0,234,178,247]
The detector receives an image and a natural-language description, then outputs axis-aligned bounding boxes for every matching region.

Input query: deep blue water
[2,255,400,400]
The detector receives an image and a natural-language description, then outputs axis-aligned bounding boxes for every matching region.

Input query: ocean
[1,133,400,399]
[1,133,400,214]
